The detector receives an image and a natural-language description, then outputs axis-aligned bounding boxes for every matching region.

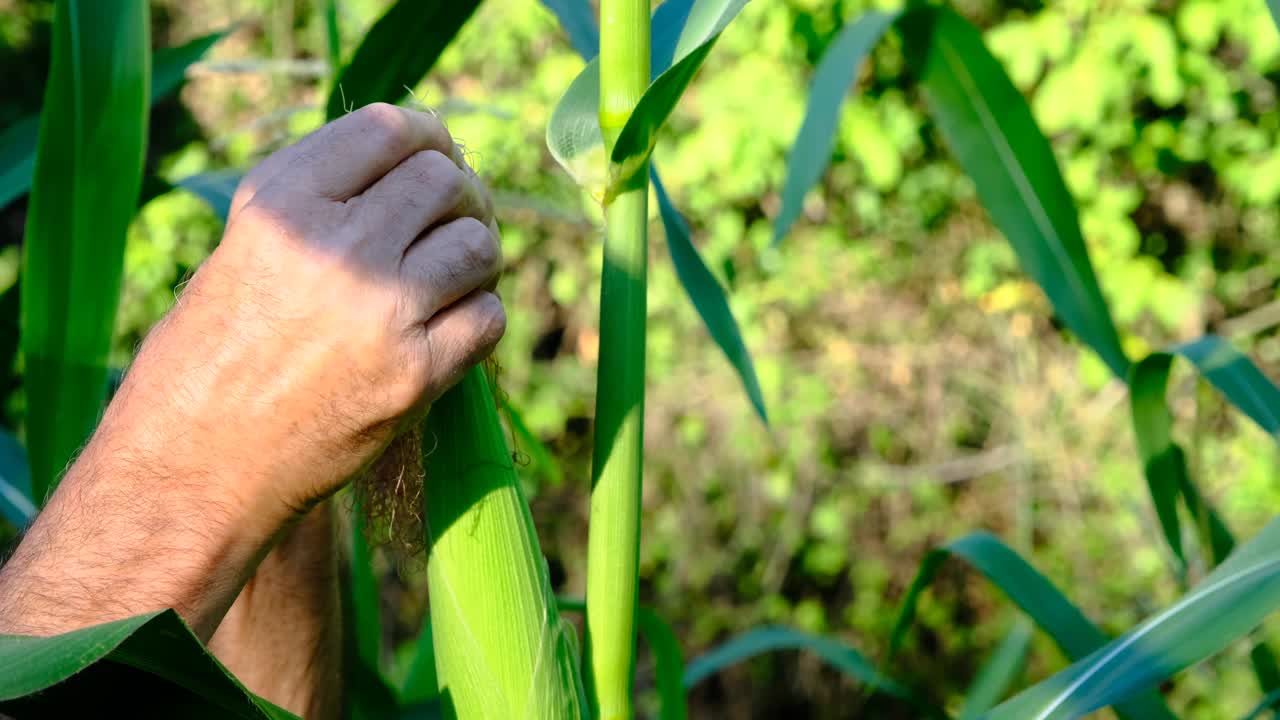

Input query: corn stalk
[584,1,650,718]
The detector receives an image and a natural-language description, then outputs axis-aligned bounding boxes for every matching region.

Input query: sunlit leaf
[0,31,225,210]
[608,0,750,194]
[22,0,151,502]
[985,518,1280,719]
[324,0,482,120]
[889,532,1176,720]
[898,6,1129,378]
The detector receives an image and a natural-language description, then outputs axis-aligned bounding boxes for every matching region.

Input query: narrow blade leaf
[324,0,482,120]
[898,6,1129,378]
[683,626,936,713]
[1128,353,1187,571]
[175,169,243,222]
[637,607,688,720]
[0,610,298,718]
[888,532,1176,720]
[23,0,151,502]
[0,30,225,210]
[1175,335,1280,435]
[538,0,600,59]
[608,0,751,194]
[654,173,766,421]
[773,10,900,244]
[986,518,1280,720]
[961,619,1034,719]
[0,430,34,528]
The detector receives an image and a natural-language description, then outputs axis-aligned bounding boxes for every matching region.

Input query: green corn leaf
[897,6,1129,379]
[175,169,243,222]
[324,0,482,121]
[0,430,34,528]
[1175,336,1280,434]
[0,115,42,212]
[350,505,384,676]
[1128,353,1188,572]
[654,173,767,422]
[0,610,298,719]
[538,0,600,59]
[1128,342,1280,706]
[636,606,688,720]
[683,626,936,713]
[548,0,747,197]
[22,0,151,503]
[960,618,1034,719]
[607,0,750,195]
[546,1,768,423]
[888,532,1176,720]
[422,368,586,719]
[324,0,342,75]
[772,10,900,245]
[399,623,439,705]
[1244,687,1280,720]
[0,30,225,211]
[1267,0,1280,37]
[985,517,1280,720]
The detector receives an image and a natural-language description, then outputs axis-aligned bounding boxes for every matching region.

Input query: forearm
[209,501,342,720]
[0,422,281,640]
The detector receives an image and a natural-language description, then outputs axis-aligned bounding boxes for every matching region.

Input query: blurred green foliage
[7,0,1280,716]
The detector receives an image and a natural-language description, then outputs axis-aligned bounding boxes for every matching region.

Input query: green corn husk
[422,366,586,720]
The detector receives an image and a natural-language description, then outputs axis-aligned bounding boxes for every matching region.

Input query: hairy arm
[208,502,342,720]
[0,103,503,718]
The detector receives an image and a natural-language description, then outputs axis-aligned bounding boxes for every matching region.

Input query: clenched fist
[0,104,505,641]
[113,103,504,519]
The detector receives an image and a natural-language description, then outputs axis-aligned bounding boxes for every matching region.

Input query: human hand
[102,102,504,528]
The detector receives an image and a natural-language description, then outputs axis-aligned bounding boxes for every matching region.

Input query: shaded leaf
[0,610,297,719]
[1175,335,1280,435]
[398,623,438,705]
[683,626,937,714]
[1128,353,1187,572]
[961,618,1033,719]
[637,606,687,720]
[175,169,243,222]
[0,430,34,528]
[538,0,599,59]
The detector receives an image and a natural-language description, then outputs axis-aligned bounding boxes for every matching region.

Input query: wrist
[0,423,289,639]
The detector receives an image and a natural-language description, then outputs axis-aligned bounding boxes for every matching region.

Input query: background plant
[4,0,1280,718]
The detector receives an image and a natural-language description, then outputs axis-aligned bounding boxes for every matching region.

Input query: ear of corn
[422,366,586,720]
